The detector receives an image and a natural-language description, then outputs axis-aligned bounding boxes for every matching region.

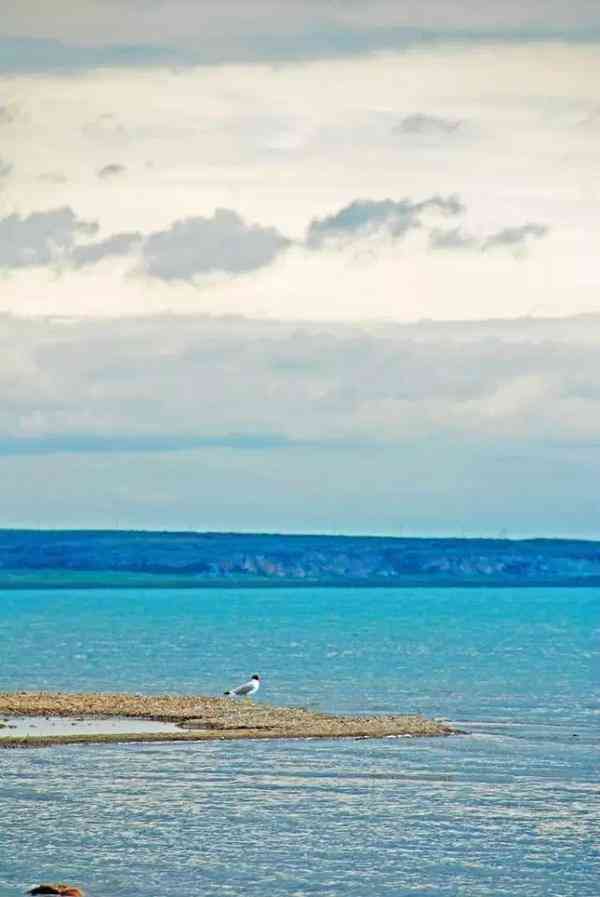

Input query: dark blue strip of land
[1,529,600,588]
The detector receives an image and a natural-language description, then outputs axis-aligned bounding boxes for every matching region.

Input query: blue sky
[1,2,599,535]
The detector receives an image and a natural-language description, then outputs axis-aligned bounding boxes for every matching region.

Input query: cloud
[430,223,549,256]
[0,41,589,322]
[0,105,16,124]
[0,204,288,277]
[2,311,600,533]
[0,208,140,271]
[0,207,98,269]
[83,113,128,141]
[393,114,461,137]
[482,223,549,252]
[306,196,464,248]
[71,231,142,268]
[3,3,600,73]
[429,227,479,251]
[0,36,172,75]
[141,208,291,281]
[98,162,126,179]
[1,312,600,455]
[38,171,68,183]
[0,192,551,287]
[578,107,600,129]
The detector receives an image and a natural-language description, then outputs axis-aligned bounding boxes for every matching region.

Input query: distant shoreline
[2,571,600,589]
[3,529,600,589]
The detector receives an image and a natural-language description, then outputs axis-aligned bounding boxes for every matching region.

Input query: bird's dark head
[252,674,260,681]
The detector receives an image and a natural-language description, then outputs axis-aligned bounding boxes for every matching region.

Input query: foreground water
[1,586,598,896]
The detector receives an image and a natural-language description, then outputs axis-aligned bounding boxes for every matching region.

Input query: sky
[1,1,599,536]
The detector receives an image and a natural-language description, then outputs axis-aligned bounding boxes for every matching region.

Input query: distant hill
[1,529,600,588]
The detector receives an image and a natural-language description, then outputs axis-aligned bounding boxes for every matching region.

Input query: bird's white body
[224,675,261,697]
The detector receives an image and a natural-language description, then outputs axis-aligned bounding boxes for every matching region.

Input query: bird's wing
[232,681,254,695]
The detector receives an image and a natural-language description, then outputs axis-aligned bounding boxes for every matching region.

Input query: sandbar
[0,692,458,748]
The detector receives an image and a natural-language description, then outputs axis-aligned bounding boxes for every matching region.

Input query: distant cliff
[2,530,600,587]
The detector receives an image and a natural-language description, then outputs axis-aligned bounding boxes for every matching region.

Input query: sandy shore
[0,692,457,748]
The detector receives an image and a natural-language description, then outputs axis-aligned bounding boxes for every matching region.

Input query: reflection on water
[1,731,598,897]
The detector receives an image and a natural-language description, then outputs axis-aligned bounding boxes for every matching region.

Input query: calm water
[1,586,598,896]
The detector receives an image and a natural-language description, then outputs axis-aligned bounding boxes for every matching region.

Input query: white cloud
[482,223,549,252]
[0,104,16,124]
[392,114,461,137]
[71,231,141,267]
[97,162,126,179]
[0,44,597,321]
[306,195,463,248]
[0,311,599,534]
[0,191,551,319]
[0,16,597,535]
[1,312,600,450]
[1,311,600,534]
[430,222,549,254]
[0,207,97,268]
[0,207,141,270]
[429,227,479,250]
[142,209,290,280]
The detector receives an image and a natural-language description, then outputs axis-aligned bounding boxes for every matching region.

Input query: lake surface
[1,586,598,896]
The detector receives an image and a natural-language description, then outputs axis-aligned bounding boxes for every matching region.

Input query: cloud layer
[2,312,600,451]
[0,11,598,535]
[3,2,600,72]
[0,196,548,281]
[0,43,596,321]
[1,311,600,534]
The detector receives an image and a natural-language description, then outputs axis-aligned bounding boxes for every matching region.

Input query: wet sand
[0,692,457,748]
[0,715,184,740]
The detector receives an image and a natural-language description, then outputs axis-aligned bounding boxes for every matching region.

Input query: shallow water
[1,586,599,896]
[0,716,182,739]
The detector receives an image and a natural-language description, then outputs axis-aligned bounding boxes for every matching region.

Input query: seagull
[224,674,261,698]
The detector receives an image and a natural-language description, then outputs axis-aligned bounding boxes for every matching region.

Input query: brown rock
[28,885,85,896]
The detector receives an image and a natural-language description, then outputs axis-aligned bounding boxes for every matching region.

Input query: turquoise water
[1,587,599,896]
